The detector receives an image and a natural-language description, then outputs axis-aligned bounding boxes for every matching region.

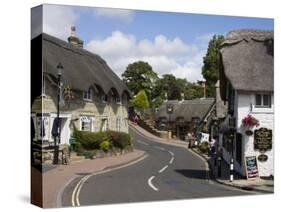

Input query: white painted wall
[236,92,274,177]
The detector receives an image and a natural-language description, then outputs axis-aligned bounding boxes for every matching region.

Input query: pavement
[131,123,273,194]
[40,149,146,208]
[190,147,274,193]
[61,124,258,207]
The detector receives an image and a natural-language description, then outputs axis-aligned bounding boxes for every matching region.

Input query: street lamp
[53,62,63,164]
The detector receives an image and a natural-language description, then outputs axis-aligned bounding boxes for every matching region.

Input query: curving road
[62,126,256,207]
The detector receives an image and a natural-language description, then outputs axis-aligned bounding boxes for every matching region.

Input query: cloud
[94,8,135,23]
[42,5,79,40]
[86,31,205,82]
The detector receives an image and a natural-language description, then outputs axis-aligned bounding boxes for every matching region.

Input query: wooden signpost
[245,156,259,180]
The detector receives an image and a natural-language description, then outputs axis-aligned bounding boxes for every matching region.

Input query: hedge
[73,129,132,152]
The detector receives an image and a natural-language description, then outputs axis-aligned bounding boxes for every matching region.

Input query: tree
[184,82,202,99]
[202,35,224,97]
[153,74,185,101]
[122,61,158,99]
[131,90,150,109]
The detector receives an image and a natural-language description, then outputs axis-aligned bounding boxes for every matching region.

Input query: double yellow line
[71,154,148,207]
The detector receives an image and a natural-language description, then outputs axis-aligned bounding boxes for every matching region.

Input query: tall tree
[154,74,185,101]
[202,35,224,97]
[122,61,158,99]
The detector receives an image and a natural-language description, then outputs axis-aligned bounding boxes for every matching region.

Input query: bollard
[217,156,222,178]
[230,158,234,182]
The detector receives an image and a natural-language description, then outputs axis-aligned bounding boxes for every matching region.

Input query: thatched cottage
[219,29,274,177]
[31,27,130,146]
[155,98,214,140]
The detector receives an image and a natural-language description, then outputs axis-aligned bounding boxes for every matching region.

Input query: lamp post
[53,62,63,164]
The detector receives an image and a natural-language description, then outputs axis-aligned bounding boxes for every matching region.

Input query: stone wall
[31,78,129,144]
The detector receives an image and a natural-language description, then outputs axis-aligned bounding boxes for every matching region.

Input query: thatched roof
[156,98,215,122]
[220,29,273,96]
[33,33,130,97]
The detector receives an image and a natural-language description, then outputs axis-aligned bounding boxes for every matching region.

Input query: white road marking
[169,157,174,164]
[158,165,168,173]
[168,151,174,156]
[148,176,159,191]
[137,140,149,146]
[154,146,165,151]
[72,154,148,206]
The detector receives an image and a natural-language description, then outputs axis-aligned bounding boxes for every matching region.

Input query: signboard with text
[254,128,272,152]
[245,156,259,179]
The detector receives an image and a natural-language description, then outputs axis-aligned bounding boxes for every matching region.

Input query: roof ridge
[41,33,107,64]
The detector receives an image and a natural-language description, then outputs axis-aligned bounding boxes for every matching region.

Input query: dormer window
[116,96,121,104]
[255,94,271,108]
[83,88,92,101]
[101,94,108,103]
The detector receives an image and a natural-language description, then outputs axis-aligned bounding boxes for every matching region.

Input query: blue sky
[33,4,273,82]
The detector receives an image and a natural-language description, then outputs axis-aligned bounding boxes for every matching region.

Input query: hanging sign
[245,156,259,179]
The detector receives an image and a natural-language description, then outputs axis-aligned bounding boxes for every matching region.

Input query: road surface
[62,126,257,206]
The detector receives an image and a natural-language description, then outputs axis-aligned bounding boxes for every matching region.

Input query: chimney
[68,26,84,48]
[202,81,206,98]
[198,81,206,99]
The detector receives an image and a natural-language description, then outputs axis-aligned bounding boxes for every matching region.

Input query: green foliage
[73,130,132,153]
[202,35,224,97]
[82,150,96,159]
[131,90,150,109]
[198,141,209,154]
[122,61,158,98]
[109,131,132,150]
[100,140,111,152]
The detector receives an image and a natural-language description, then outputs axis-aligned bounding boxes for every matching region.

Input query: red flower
[242,114,259,127]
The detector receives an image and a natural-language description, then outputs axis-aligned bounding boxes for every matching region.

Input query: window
[101,118,109,131]
[101,94,108,103]
[116,96,121,104]
[83,88,92,101]
[255,94,271,108]
[116,117,121,132]
[80,116,95,132]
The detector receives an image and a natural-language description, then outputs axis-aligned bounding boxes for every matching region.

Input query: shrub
[109,131,132,150]
[100,139,111,152]
[198,141,209,154]
[74,142,84,153]
[73,130,132,152]
[82,150,96,159]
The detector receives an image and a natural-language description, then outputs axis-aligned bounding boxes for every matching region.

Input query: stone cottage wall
[31,78,129,144]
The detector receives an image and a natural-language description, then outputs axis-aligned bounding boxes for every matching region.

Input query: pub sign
[254,128,272,152]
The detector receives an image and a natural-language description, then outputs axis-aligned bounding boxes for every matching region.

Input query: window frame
[83,88,92,101]
[254,93,271,108]
[80,116,95,132]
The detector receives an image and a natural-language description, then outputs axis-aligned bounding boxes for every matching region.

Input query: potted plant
[242,114,259,135]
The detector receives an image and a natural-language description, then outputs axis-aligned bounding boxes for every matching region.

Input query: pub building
[218,29,274,178]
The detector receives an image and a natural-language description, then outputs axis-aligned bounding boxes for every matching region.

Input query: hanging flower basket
[242,114,259,131]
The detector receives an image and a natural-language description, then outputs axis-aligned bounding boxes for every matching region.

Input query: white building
[219,29,274,177]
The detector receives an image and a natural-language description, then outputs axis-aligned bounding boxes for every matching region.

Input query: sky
[31,4,273,82]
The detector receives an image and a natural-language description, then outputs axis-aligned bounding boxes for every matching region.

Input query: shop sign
[254,128,272,152]
[245,156,259,179]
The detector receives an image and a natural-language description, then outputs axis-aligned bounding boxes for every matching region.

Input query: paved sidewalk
[131,123,274,193]
[130,122,188,148]
[191,148,274,193]
[40,149,146,208]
